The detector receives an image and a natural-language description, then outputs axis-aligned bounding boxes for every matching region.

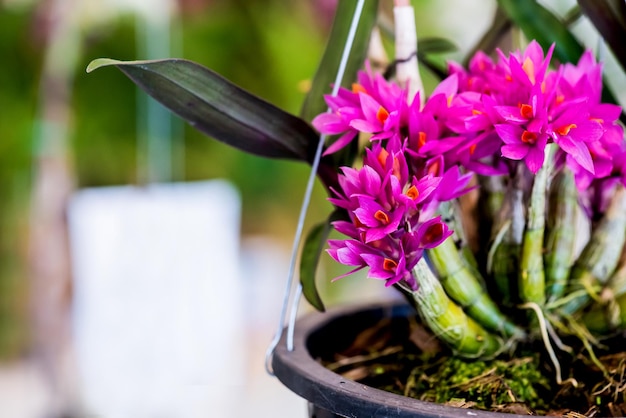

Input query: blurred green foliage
[0,0,334,358]
[0,7,40,358]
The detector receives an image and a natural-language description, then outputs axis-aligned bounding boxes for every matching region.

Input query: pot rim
[271,300,532,418]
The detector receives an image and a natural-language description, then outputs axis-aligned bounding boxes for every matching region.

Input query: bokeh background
[0,0,624,417]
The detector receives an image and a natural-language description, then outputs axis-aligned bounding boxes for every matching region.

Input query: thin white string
[264,0,366,375]
[286,283,303,352]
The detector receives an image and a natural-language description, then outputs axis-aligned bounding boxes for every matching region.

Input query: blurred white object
[68,180,245,418]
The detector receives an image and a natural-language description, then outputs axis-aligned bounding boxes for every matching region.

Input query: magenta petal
[350,119,380,133]
[501,144,528,160]
[413,176,441,204]
[330,265,365,282]
[331,221,359,239]
[354,198,385,227]
[494,105,527,123]
[435,166,474,201]
[359,165,382,197]
[419,136,464,154]
[326,246,359,267]
[524,40,544,65]
[524,144,546,173]
[358,92,383,122]
[416,217,453,249]
[556,136,595,174]
[431,73,458,98]
[495,124,523,145]
[323,131,357,156]
[592,103,622,122]
[569,120,603,143]
[360,254,394,280]
[593,157,612,179]
[338,106,363,120]
[312,113,346,134]
[370,131,394,141]
[464,114,491,131]
[324,90,356,109]
[364,228,389,243]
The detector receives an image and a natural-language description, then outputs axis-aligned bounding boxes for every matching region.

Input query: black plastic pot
[272,302,530,418]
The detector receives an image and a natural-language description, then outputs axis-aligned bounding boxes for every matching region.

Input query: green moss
[406,356,551,412]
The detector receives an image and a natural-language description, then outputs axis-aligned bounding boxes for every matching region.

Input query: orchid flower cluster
[313,40,624,300]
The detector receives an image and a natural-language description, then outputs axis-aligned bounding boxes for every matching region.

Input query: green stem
[559,185,626,315]
[582,255,626,333]
[488,164,528,304]
[582,292,626,334]
[427,238,525,339]
[544,168,578,303]
[478,175,506,228]
[607,255,626,296]
[477,174,506,263]
[519,145,556,305]
[437,200,479,272]
[400,259,504,358]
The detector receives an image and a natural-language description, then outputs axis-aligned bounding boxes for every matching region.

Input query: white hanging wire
[264,0,367,375]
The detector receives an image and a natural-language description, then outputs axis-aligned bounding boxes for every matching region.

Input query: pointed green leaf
[497,0,584,64]
[87,58,318,162]
[562,5,583,26]
[418,37,458,55]
[300,0,379,123]
[299,216,336,312]
[415,38,459,79]
[578,0,626,73]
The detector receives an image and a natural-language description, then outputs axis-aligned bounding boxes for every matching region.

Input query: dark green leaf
[497,0,584,64]
[87,58,318,162]
[378,37,458,85]
[578,0,626,73]
[299,216,336,312]
[562,5,582,27]
[299,0,379,123]
[416,38,459,79]
[418,37,458,55]
[414,54,447,80]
